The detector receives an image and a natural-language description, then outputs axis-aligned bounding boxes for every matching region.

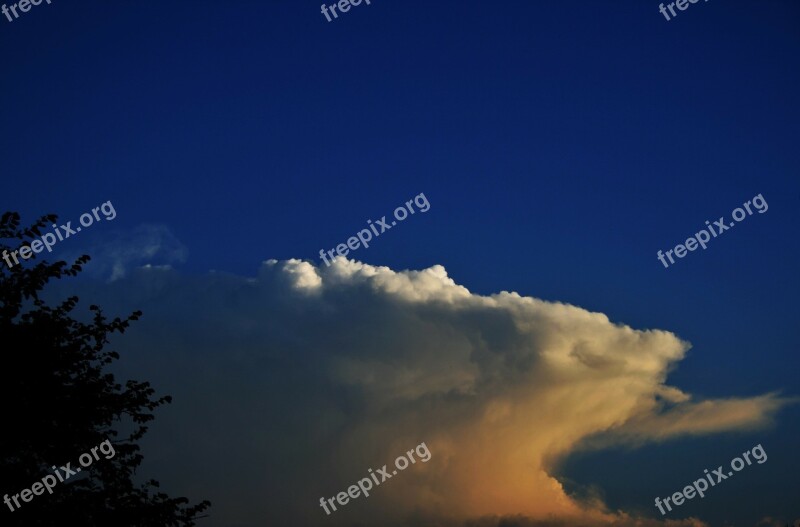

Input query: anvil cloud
[61,257,786,527]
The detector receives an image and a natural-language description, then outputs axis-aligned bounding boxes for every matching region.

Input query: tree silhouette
[0,212,210,526]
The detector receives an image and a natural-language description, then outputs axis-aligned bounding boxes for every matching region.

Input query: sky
[1,1,799,526]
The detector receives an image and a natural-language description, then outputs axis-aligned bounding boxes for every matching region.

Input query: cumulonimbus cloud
[56,257,787,527]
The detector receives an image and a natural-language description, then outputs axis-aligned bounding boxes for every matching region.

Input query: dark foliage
[0,212,210,526]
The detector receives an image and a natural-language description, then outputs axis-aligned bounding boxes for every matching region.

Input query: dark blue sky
[2,1,798,525]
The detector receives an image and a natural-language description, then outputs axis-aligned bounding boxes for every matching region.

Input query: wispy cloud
[63,224,187,281]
